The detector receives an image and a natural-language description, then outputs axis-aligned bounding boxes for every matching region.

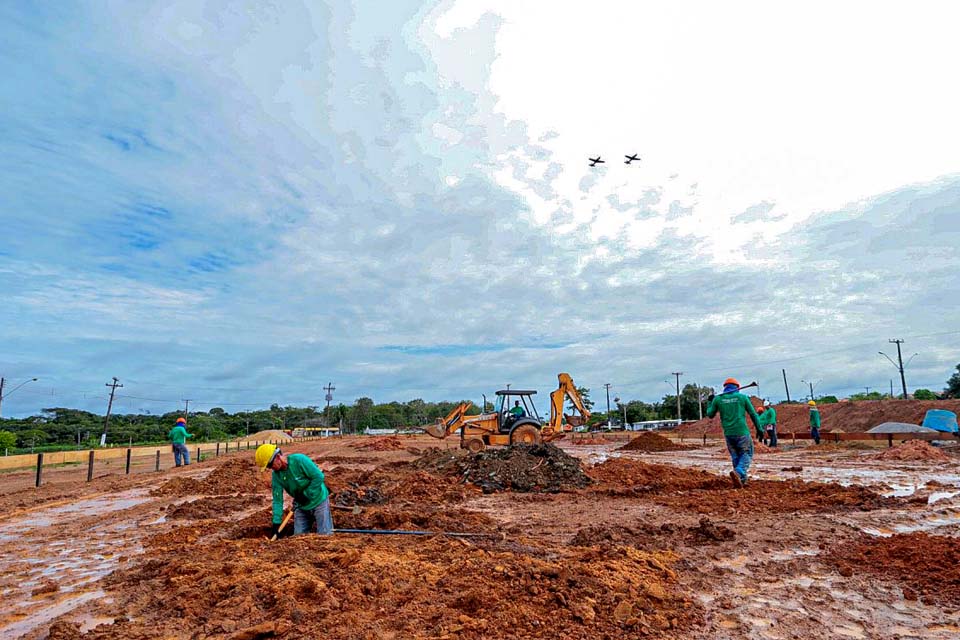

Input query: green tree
[17,429,48,447]
[818,395,839,404]
[0,430,16,450]
[913,389,937,400]
[849,391,883,401]
[945,364,960,398]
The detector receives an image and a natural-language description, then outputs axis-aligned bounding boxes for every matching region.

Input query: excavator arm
[545,373,591,439]
[424,402,472,439]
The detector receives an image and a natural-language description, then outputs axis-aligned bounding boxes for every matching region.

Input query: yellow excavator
[424,373,591,452]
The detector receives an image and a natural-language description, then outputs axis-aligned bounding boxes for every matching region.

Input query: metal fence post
[87,450,95,481]
[35,453,44,487]
[125,448,132,474]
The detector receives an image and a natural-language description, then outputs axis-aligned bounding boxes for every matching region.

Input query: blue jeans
[172,443,190,466]
[293,498,333,535]
[811,428,821,445]
[725,435,754,482]
[766,427,778,447]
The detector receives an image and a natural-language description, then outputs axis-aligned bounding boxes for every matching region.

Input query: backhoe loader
[424,373,591,452]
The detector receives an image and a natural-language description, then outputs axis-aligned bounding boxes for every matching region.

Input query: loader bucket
[425,421,448,439]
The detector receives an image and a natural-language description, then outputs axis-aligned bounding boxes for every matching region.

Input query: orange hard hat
[723,378,740,387]
[757,406,766,413]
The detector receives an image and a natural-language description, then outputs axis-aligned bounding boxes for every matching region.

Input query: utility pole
[603,383,612,427]
[864,387,871,396]
[891,339,908,399]
[182,399,192,418]
[0,378,4,417]
[890,379,894,398]
[808,381,814,399]
[324,382,335,412]
[695,384,703,420]
[102,377,122,446]
[671,372,683,421]
[782,369,791,403]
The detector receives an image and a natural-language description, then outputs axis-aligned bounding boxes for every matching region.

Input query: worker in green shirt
[762,403,778,447]
[168,417,193,467]
[706,377,762,488]
[255,444,332,536]
[808,400,821,445]
[505,400,526,429]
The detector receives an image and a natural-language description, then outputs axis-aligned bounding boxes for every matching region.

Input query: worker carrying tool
[255,444,333,536]
[706,378,761,489]
[760,403,778,447]
[808,400,821,445]
[168,417,193,467]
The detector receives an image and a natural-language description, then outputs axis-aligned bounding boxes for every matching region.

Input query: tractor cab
[494,390,542,433]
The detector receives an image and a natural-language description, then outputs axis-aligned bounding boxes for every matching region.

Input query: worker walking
[255,444,333,536]
[808,400,821,445]
[168,417,193,467]
[763,403,778,447]
[707,377,762,489]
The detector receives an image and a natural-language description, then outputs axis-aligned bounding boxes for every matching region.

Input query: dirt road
[2,435,958,639]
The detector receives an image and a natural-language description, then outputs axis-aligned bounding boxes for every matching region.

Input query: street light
[800,379,821,401]
[0,377,38,417]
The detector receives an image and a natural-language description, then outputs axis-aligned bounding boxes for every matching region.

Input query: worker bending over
[255,444,333,536]
[808,401,821,445]
[707,377,762,488]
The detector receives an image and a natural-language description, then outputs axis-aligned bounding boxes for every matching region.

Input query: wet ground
[1,435,958,639]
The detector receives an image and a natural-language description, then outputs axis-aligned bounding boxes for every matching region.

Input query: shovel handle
[270,510,294,541]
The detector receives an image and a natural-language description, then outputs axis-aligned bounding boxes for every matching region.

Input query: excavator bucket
[424,421,448,439]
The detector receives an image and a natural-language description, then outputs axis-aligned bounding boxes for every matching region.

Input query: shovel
[266,510,294,542]
[332,504,363,514]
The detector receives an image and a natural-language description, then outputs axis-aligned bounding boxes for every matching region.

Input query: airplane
[588,156,605,167]
[624,154,640,164]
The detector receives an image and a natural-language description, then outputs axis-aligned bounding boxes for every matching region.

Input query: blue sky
[2,1,959,417]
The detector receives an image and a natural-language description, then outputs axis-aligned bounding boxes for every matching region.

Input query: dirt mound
[328,463,479,506]
[71,534,700,639]
[407,447,467,474]
[829,532,960,605]
[588,458,728,493]
[166,495,265,520]
[678,399,960,435]
[458,444,591,493]
[352,436,406,451]
[874,440,951,462]
[243,429,292,442]
[618,432,696,452]
[334,505,500,534]
[571,517,734,548]
[150,457,267,497]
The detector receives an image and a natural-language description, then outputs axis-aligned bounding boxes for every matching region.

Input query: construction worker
[168,417,193,467]
[808,400,821,445]
[505,400,525,429]
[707,377,761,488]
[757,406,768,444]
[763,403,778,447]
[255,444,332,536]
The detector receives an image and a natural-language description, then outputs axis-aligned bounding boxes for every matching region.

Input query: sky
[1,0,959,418]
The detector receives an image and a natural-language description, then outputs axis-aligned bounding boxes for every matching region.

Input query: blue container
[921,409,958,434]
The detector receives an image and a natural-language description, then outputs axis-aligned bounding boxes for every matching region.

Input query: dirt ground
[3,434,960,639]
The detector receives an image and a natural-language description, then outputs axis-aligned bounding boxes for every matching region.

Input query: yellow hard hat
[255,443,279,471]
[808,400,817,406]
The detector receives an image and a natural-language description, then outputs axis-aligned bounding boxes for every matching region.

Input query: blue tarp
[921,409,958,433]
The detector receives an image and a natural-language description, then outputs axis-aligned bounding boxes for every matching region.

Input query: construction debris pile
[618,432,696,452]
[830,532,960,605]
[874,440,951,462]
[455,444,592,493]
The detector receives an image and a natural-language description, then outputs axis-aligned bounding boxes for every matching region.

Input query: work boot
[729,470,743,489]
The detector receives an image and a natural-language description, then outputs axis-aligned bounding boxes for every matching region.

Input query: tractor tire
[510,424,542,446]
[464,438,485,453]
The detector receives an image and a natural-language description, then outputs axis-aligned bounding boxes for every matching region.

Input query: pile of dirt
[570,517,735,548]
[457,444,591,493]
[571,436,611,445]
[678,399,960,436]
[829,532,960,605]
[53,534,701,639]
[588,458,728,494]
[618,432,696,452]
[874,440,951,462]
[333,505,500,534]
[242,429,292,442]
[150,458,268,497]
[407,447,467,474]
[166,495,265,520]
[352,436,406,451]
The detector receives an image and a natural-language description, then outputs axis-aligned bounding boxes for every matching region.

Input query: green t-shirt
[707,392,761,437]
[271,453,329,524]
[168,425,192,444]
[810,408,821,429]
